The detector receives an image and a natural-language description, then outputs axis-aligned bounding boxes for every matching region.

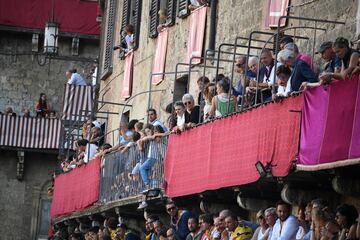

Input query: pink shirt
[297,53,313,69]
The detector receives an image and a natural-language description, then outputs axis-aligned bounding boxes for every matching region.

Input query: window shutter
[120,0,131,44]
[131,0,142,50]
[149,0,160,38]
[101,0,117,79]
[177,0,189,18]
[166,0,176,25]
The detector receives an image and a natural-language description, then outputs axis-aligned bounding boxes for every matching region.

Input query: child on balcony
[137,124,157,188]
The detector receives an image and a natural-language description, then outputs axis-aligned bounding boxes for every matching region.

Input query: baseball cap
[316,41,333,54]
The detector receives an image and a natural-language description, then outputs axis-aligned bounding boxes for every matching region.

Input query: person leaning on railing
[137,124,169,189]
[209,78,237,118]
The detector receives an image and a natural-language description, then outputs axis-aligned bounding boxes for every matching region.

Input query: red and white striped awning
[0,115,61,149]
[62,84,94,121]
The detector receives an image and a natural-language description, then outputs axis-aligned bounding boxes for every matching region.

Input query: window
[100,0,117,80]
[177,0,190,18]
[120,0,142,51]
[173,75,189,102]
[149,0,177,38]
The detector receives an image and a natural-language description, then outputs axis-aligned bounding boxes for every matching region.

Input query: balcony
[99,138,167,203]
[51,75,360,222]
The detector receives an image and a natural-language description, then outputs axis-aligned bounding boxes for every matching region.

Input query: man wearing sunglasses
[166,201,192,240]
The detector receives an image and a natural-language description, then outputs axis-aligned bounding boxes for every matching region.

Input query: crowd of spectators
[227,36,359,107]
[51,199,360,240]
[0,93,57,118]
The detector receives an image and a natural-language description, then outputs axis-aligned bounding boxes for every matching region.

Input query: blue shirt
[151,119,168,132]
[119,130,133,145]
[67,73,87,86]
[246,69,257,79]
[324,55,342,73]
[290,58,316,92]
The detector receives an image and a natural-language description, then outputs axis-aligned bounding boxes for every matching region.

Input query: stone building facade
[0,150,58,240]
[0,30,99,115]
[99,0,358,143]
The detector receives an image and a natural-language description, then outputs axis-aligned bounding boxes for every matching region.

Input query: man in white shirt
[84,143,97,163]
[270,201,299,240]
[264,207,278,240]
[147,108,168,132]
[66,69,87,86]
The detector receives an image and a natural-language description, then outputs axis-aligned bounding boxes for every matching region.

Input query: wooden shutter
[149,0,160,38]
[166,0,176,25]
[120,0,131,43]
[177,0,189,18]
[131,0,142,50]
[101,0,117,79]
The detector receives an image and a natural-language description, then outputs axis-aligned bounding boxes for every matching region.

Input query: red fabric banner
[122,52,134,99]
[265,0,289,28]
[164,97,302,197]
[299,76,360,165]
[0,0,100,35]
[152,28,169,85]
[50,157,100,218]
[185,6,207,65]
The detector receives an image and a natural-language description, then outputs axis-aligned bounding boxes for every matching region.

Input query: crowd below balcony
[52,198,360,240]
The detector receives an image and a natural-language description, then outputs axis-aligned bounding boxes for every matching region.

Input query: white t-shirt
[177,114,185,127]
[270,215,299,240]
[67,73,87,86]
[84,143,97,163]
[125,34,134,50]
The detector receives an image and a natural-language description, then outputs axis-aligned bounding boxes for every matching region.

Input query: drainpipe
[207,0,218,57]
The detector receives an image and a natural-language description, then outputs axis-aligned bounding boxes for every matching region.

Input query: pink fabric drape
[164,96,302,197]
[299,75,360,165]
[265,0,289,28]
[152,28,169,85]
[185,6,207,65]
[50,157,101,218]
[122,51,134,99]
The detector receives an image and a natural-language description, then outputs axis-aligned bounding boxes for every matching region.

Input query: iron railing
[99,137,168,203]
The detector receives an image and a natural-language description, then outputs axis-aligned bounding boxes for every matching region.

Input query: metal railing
[99,137,168,203]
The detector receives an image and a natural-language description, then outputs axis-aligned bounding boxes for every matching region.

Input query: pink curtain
[164,96,302,197]
[50,157,101,218]
[185,6,207,65]
[265,0,289,28]
[122,51,134,99]
[299,76,360,165]
[152,28,169,85]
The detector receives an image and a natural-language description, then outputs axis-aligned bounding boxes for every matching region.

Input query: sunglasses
[167,206,176,211]
[183,101,192,105]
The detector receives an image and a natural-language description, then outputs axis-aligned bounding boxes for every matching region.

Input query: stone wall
[99,0,358,142]
[0,150,58,240]
[0,31,99,115]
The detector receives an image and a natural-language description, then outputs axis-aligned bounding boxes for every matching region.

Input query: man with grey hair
[277,49,316,93]
[182,93,201,127]
[264,207,277,239]
[284,43,313,68]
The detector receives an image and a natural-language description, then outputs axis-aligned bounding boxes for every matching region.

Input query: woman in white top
[203,83,216,121]
[252,210,269,240]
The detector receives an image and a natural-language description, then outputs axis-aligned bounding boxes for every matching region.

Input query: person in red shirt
[35,93,49,117]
